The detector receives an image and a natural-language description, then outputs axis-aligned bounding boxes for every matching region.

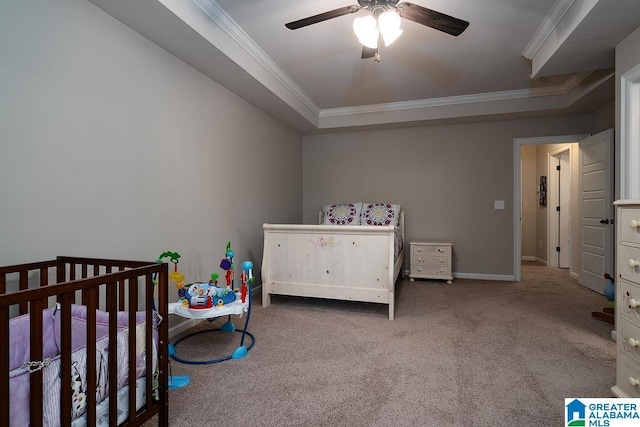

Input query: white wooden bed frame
[261,211,405,320]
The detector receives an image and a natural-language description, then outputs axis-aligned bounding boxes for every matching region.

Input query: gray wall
[616,25,640,199]
[0,0,302,324]
[302,116,594,278]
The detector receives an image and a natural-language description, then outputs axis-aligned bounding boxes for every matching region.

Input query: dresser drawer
[411,245,450,257]
[618,318,640,365]
[412,255,448,267]
[616,354,640,398]
[619,207,640,245]
[412,266,450,277]
[618,244,640,283]
[619,279,640,326]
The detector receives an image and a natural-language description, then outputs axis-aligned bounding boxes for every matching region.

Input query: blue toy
[592,273,614,325]
[603,272,615,307]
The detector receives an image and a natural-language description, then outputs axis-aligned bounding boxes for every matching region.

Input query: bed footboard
[262,224,403,319]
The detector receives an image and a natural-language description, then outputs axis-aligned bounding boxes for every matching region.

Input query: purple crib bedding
[8,305,157,426]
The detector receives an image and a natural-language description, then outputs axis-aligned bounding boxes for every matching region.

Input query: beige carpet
[147,262,615,426]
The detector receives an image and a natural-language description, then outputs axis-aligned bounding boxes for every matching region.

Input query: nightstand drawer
[412,256,448,267]
[411,245,450,257]
[412,266,449,277]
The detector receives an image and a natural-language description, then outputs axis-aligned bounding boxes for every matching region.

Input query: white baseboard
[404,269,515,281]
[535,257,548,266]
[521,256,536,261]
[453,272,515,281]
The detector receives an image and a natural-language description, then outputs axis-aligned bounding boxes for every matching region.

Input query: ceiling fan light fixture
[378,9,402,46]
[353,15,379,49]
[381,27,402,46]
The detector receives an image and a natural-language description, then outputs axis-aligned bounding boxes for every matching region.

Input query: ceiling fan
[285,0,469,62]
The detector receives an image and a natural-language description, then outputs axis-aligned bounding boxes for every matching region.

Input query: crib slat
[145,273,153,413]
[128,274,138,424]
[19,271,28,314]
[107,280,118,426]
[86,287,98,427]
[40,267,48,287]
[70,262,77,281]
[29,299,44,427]
[59,293,73,426]
[56,259,65,283]
[119,266,126,311]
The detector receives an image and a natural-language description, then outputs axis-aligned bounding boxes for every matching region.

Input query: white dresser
[612,200,640,398]
[408,240,453,284]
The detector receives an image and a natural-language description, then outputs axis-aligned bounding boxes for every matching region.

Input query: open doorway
[513,135,588,282]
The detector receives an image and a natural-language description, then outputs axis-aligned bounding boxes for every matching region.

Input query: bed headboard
[318,209,405,240]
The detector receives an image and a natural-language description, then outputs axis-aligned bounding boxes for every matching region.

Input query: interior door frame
[620,63,640,199]
[547,146,571,268]
[513,134,588,281]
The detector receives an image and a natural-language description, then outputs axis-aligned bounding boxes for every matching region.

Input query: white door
[578,129,614,294]
[559,153,571,268]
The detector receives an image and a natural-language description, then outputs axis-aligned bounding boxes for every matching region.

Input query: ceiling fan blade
[361,46,376,59]
[285,5,361,30]
[396,2,469,36]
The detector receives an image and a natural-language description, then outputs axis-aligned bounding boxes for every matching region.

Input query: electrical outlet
[539,241,543,249]
[494,200,505,209]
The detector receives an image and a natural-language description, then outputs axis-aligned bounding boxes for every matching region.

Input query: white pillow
[322,202,362,225]
[361,203,401,226]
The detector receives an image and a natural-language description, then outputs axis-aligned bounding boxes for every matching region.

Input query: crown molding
[522,0,576,60]
[523,0,599,78]
[319,71,594,118]
[191,0,320,117]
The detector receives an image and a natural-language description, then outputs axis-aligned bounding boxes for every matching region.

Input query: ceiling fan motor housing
[359,0,398,16]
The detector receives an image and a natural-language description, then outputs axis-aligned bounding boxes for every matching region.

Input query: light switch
[494,200,505,210]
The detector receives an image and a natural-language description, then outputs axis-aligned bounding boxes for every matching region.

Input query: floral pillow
[322,202,362,225]
[361,203,401,226]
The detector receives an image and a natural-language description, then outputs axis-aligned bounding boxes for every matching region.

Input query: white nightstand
[409,240,453,284]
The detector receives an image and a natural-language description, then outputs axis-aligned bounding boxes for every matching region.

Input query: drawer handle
[630,259,640,268]
[437,248,443,253]
[628,337,640,348]
[631,219,640,229]
[417,267,422,272]
[629,298,640,309]
[417,248,422,252]
[439,258,444,263]
[417,257,423,262]
[630,377,640,387]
